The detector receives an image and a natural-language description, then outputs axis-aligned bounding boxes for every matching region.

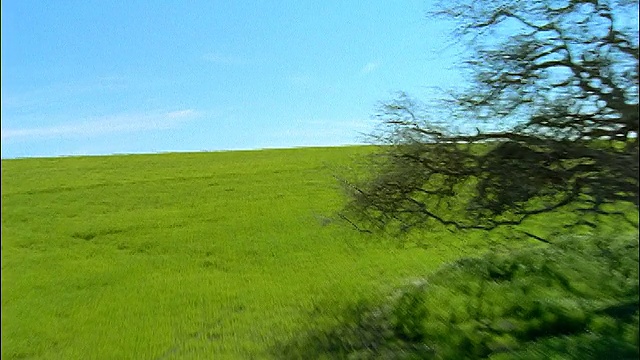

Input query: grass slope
[278,233,639,359]
[2,147,495,359]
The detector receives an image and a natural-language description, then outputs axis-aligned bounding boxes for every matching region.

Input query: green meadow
[2,146,501,359]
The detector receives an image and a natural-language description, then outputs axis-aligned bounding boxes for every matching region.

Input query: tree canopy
[342,0,639,240]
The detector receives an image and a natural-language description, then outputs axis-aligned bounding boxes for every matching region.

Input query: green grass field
[2,146,502,359]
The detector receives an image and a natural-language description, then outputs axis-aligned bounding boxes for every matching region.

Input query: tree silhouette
[342,0,638,240]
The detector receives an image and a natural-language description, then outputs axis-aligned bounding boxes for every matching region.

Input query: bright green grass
[2,146,496,359]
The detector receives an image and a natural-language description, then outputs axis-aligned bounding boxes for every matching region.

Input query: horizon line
[0,143,375,161]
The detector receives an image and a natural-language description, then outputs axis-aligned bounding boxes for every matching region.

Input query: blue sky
[1,0,463,158]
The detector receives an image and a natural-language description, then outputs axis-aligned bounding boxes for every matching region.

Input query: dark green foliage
[275,234,639,359]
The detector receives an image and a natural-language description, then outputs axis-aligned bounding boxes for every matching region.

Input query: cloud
[360,61,380,75]
[1,109,199,141]
[202,53,249,65]
[267,118,374,147]
[1,77,130,110]
[165,109,197,119]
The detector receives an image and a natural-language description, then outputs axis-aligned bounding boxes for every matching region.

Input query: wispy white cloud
[1,109,199,141]
[360,61,381,75]
[202,53,249,65]
[303,119,372,131]
[267,118,374,147]
[1,76,130,110]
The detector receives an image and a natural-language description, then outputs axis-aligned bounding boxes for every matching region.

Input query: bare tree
[342,0,639,241]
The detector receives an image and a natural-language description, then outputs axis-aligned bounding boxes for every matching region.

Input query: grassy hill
[2,146,501,359]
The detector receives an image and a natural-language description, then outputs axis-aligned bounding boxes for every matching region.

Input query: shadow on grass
[274,233,639,359]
